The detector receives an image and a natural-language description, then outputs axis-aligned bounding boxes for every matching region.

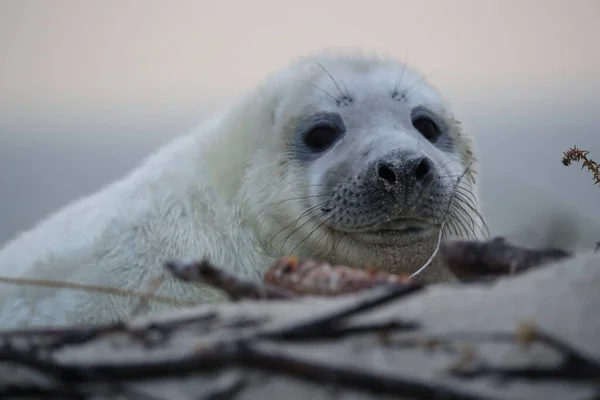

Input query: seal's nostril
[414,158,433,182]
[376,163,397,184]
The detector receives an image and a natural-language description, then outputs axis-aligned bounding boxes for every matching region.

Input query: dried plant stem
[411,162,472,277]
[410,222,445,278]
[562,146,600,185]
[0,276,195,307]
[164,259,296,300]
[129,274,167,318]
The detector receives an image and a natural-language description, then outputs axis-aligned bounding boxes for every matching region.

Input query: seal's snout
[374,153,435,192]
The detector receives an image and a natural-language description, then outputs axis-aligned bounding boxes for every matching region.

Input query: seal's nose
[375,154,435,190]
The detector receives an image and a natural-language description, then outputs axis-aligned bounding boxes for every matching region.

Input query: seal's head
[228,50,484,280]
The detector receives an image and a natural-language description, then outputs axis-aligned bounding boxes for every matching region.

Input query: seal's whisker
[454,186,478,205]
[451,194,489,238]
[266,201,330,248]
[403,69,438,100]
[279,205,331,252]
[391,50,409,99]
[313,60,350,100]
[288,212,337,257]
[275,192,334,205]
[310,83,339,104]
[452,191,478,216]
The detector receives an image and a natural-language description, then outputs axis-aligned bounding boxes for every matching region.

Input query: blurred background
[0,0,599,250]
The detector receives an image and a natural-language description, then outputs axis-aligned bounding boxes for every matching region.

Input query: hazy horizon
[1,0,599,249]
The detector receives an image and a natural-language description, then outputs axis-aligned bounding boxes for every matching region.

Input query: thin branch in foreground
[0,276,195,307]
[439,237,573,281]
[265,320,419,342]
[0,323,127,353]
[384,325,600,383]
[129,273,167,318]
[164,259,296,301]
[0,311,219,354]
[450,356,600,383]
[259,282,424,341]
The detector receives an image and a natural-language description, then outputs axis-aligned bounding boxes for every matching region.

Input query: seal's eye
[304,125,342,152]
[412,117,440,142]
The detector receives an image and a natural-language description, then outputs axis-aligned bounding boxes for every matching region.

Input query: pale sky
[0,0,599,248]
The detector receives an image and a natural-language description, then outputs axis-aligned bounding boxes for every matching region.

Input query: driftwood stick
[383,326,600,382]
[260,282,425,341]
[440,237,573,281]
[164,259,296,301]
[0,312,220,356]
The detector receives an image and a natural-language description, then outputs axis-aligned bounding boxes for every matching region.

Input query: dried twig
[260,282,424,341]
[164,259,296,301]
[129,274,167,318]
[0,310,218,345]
[445,328,600,382]
[439,237,573,281]
[382,324,600,383]
[562,146,600,185]
[0,276,195,307]
[411,162,473,277]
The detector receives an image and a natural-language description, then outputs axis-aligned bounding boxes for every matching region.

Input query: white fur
[0,50,479,329]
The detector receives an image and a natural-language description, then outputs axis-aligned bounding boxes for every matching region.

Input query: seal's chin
[353,218,434,245]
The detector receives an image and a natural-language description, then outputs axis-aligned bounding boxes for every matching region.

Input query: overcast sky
[0,0,599,249]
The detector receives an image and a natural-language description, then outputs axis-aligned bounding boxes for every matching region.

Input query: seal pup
[0,50,484,328]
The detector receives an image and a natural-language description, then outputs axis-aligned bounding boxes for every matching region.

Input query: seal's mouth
[346,219,435,247]
[321,215,435,244]
[367,218,432,235]
[348,218,434,245]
